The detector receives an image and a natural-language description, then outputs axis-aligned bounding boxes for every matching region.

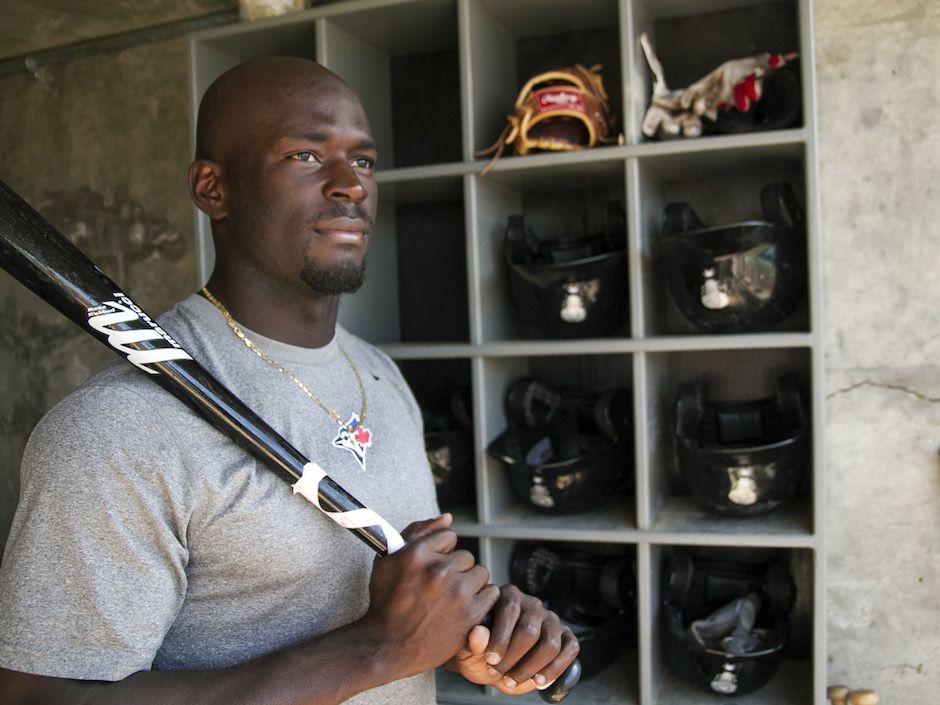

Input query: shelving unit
[189,1,825,703]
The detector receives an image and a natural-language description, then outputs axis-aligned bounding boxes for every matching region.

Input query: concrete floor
[0,0,937,701]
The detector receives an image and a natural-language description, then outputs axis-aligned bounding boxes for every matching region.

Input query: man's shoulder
[336,326,399,376]
[34,362,189,445]
[34,293,211,440]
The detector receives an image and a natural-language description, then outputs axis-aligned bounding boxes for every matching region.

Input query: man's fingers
[451,548,477,573]
[477,583,502,624]
[482,588,523,670]
[400,513,452,542]
[407,525,459,557]
[466,624,490,656]
[503,628,580,690]
[494,610,545,684]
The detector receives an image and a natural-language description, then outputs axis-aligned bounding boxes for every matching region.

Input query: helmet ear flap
[762,561,797,618]
[510,543,562,597]
[503,376,562,428]
[662,201,703,237]
[448,386,473,431]
[505,214,535,264]
[773,373,805,430]
[593,388,632,442]
[664,552,696,606]
[675,381,704,440]
[599,556,636,611]
[760,181,805,229]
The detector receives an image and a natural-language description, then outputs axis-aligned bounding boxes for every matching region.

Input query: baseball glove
[477,63,620,176]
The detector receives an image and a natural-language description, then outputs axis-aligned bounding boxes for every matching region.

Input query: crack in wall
[826,379,940,403]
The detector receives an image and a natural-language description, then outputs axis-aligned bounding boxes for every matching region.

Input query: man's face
[220,76,378,298]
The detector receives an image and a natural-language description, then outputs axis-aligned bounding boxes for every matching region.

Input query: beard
[300,256,367,295]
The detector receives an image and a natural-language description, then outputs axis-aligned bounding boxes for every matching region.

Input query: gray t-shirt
[0,294,440,704]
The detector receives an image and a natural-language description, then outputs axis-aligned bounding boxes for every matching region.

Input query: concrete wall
[0,0,936,701]
[816,1,940,698]
[0,0,235,58]
[0,37,197,548]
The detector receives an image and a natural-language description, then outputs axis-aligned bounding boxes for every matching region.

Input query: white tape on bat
[292,462,406,553]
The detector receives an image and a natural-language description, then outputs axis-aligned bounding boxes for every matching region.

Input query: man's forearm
[0,619,401,705]
[1,517,504,705]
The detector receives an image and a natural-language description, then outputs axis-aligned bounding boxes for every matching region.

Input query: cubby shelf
[189,1,825,703]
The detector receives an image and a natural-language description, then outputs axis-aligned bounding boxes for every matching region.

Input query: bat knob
[538,658,581,702]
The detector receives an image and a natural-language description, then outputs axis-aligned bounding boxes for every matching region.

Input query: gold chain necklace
[202,286,374,470]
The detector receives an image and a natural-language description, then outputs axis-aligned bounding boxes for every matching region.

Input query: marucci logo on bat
[86,293,192,374]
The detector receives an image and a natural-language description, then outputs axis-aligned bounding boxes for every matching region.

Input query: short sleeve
[0,379,192,680]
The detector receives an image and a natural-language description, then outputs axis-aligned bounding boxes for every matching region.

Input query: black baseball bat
[0,179,580,702]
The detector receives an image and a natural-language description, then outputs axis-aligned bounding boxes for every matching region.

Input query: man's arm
[0,625,398,705]
[0,516,499,705]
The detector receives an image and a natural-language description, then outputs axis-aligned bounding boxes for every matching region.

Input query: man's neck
[203,274,340,349]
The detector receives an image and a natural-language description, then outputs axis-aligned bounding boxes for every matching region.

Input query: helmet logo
[700,268,731,309]
[727,466,760,505]
[560,280,599,322]
[711,663,739,694]
[529,477,555,508]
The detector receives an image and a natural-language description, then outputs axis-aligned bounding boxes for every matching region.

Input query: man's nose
[323,159,367,202]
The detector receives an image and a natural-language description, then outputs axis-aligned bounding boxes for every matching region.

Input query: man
[0,57,578,703]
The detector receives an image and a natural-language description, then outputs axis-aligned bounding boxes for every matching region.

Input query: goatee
[301,258,367,295]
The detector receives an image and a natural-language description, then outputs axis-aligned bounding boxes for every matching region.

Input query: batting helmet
[658,181,806,333]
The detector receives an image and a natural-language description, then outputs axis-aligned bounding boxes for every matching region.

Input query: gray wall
[0,1,937,701]
[815,1,940,697]
[0,37,197,548]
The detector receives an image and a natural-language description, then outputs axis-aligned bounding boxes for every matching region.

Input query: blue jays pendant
[332,413,373,471]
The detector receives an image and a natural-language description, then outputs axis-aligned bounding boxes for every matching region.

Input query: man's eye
[352,156,375,169]
[291,152,318,162]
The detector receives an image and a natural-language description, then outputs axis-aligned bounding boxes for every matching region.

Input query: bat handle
[479,613,581,702]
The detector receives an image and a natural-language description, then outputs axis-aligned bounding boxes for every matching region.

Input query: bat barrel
[0,179,113,324]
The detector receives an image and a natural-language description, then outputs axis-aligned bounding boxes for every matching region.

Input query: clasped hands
[366,513,580,694]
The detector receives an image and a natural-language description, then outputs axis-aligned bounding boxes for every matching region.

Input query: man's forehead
[245,76,367,119]
[220,60,355,114]
[276,128,377,150]
[198,58,371,159]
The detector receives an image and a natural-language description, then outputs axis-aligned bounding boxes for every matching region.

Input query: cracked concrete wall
[0,1,937,701]
[0,38,197,550]
[816,0,940,700]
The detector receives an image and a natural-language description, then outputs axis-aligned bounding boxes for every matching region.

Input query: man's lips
[315,220,369,243]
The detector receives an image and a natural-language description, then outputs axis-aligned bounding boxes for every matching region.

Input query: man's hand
[362,514,501,682]
[450,585,580,694]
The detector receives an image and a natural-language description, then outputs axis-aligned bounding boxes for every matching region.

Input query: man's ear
[189,159,227,220]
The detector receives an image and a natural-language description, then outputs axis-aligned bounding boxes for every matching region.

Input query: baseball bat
[0,178,579,702]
